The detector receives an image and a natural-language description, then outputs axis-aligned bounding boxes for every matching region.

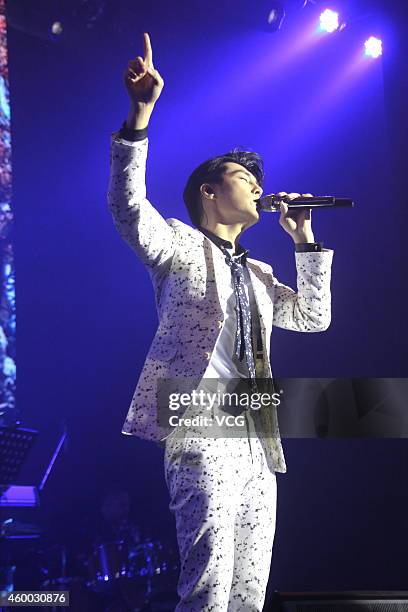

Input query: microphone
[256,194,354,212]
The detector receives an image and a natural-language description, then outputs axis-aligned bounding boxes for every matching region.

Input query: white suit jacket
[107,134,334,473]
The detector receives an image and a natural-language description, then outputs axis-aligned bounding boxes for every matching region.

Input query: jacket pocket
[164,431,193,497]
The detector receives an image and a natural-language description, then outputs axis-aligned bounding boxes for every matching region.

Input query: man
[107,32,333,611]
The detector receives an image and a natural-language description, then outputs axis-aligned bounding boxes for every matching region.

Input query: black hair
[182,148,264,227]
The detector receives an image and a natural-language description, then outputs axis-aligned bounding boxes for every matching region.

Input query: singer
[107,33,334,611]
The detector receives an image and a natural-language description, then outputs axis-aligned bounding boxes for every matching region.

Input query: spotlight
[319,9,340,33]
[364,36,382,58]
[50,21,63,36]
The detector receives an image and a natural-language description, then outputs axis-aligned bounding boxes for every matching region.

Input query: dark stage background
[5,0,408,597]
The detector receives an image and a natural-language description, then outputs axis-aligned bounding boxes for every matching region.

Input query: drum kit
[41,538,179,611]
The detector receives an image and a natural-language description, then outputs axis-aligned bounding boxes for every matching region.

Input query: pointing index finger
[143,32,153,67]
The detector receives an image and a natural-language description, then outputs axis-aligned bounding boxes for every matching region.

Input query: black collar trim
[198,227,249,262]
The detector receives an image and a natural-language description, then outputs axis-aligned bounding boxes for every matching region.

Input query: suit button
[205,351,212,361]
[217,320,223,329]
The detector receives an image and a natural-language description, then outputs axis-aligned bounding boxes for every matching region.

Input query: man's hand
[277,192,315,244]
[124,33,164,129]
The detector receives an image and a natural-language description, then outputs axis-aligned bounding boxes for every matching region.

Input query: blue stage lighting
[364,36,382,59]
[319,9,340,33]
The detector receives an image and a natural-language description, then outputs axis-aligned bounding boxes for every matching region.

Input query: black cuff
[295,241,324,252]
[117,121,148,142]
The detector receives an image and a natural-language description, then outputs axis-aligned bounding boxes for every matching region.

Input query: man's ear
[200,183,215,200]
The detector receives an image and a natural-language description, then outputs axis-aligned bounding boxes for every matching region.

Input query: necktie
[220,246,258,392]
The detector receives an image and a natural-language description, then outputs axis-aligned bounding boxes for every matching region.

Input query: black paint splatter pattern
[165,432,277,611]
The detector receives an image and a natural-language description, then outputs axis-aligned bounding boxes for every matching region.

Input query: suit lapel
[205,238,232,312]
[247,262,269,326]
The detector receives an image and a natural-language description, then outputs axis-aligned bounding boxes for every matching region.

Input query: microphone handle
[257,195,354,212]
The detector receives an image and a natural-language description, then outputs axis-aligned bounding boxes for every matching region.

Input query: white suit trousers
[164,432,277,611]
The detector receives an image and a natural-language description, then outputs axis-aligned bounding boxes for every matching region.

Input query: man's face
[204,162,263,228]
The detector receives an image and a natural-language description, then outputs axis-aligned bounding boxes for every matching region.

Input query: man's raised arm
[107,33,175,272]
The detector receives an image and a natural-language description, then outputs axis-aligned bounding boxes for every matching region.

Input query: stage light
[50,21,63,36]
[364,36,382,58]
[319,9,340,33]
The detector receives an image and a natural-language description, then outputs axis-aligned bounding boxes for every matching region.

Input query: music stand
[0,425,38,500]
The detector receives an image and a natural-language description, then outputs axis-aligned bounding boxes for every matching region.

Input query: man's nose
[252,184,262,197]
